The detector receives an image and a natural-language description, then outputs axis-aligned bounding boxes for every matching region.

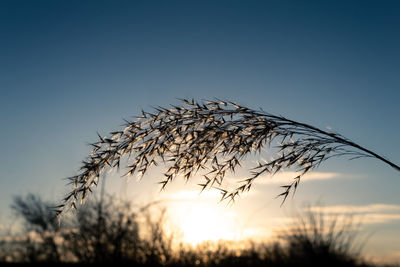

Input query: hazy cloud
[253,171,349,185]
[307,204,400,225]
[308,204,400,214]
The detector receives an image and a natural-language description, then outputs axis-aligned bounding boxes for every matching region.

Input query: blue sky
[0,0,399,262]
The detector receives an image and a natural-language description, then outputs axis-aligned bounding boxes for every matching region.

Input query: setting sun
[166,190,242,245]
[2,0,400,265]
[179,203,238,245]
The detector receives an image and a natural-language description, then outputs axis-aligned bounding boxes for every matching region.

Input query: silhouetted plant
[277,207,366,267]
[11,194,61,262]
[62,196,142,263]
[12,194,59,232]
[2,195,396,266]
[141,206,176,265]
[6,193,174,263]
[58,99,399,214]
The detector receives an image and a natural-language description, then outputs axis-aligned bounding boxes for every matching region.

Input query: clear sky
[0,0,399,263]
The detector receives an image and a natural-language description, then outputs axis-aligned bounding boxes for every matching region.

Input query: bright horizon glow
[1,0,399,263]
[178,203,238,245]
[165,189,253,245]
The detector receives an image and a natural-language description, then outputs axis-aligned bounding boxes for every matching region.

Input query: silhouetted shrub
[2,194,396,266]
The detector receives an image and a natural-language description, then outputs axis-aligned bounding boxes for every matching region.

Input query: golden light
[179,203,238,245]
[168,190,241,245]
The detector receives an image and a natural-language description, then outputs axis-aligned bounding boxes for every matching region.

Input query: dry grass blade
[58,99,400,215]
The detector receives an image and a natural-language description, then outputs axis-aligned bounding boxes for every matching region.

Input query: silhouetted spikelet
[57,99,399,215]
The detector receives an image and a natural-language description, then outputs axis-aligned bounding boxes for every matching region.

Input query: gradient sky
[0,0,399,263]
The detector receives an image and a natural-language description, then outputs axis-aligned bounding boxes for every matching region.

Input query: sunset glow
[1,0,400,264]
[178,203,238,245]
[166,190,243,245]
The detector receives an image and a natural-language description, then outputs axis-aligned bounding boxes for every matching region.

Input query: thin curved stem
[57,99,399,215]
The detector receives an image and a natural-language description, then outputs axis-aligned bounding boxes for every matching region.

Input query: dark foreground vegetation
[0,194,397,267]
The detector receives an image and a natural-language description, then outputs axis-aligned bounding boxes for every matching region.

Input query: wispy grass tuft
[58,99,399,215]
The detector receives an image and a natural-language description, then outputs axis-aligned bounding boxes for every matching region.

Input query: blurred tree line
[1,194,174,264]
[0,194,394,267]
